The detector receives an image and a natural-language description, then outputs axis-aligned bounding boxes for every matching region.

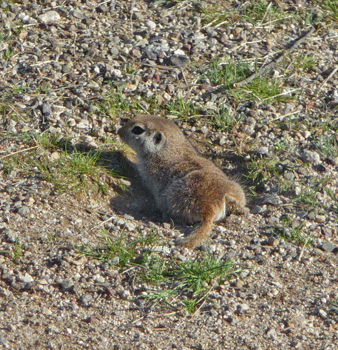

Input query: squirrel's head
[118,116,173,156]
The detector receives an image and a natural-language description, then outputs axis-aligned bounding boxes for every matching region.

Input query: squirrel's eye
[131,125,145,135]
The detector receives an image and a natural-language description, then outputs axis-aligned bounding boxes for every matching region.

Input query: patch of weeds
[325,188,337,202]
[2,157,18,175]
[281,215,291,226]
[122,62,137,75]
[8,83,31,96]
[0,101,9,118]
[1,132,119,195]
[36,132,62,150]
[12,241,23,261]
[203,59,252,88]
[273,139,290,152]
[316,134,338,157]
[0,241,23,263]
[292,53,318,71]
[135,95,161,115]
[0,17,23,42]
[2,48,15,60]
[212,104,239,131]
[243,156,280,194]
[240,1,286,23]
[202,59,291,103]
[182,299,199,314]
[294,187,319,210]
[240,78,286,102]
[153,0,183,7]
[274,219,311,245]
[140,253,239,313]
[80,229,159,267]
[194,2,228,26]
[141,255,167,285]
[279,177,294,196]
[290,225,310,245]
[294,177,331,211]
[0,30,6,42]
[330,299,338,314]
[196,1,286,27]
[163,98,201,119]
[0,130,37,144]
[324,0,338,19]
[35,148,117,193]
[243,1,271,21]
[100,91,160,119]
[312,117,338,133]
[100,92,133,118]
[37,81,51,95]
[80,230,241,313]
[278,114,309,132]
[324,188,338,215]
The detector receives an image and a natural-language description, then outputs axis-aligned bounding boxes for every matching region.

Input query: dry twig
[0,146,39,160]
[316,64,338,96]
[234,26,316,87]
[90,215,116,231]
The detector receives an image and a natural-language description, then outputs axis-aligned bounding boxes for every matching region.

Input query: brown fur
[118,116,247,249]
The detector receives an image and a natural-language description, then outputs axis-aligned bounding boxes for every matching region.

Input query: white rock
[94,274,105,283]
[38,11,61,24]
[151,246,171,255]
[146,20,156,30]
[294,186,302,196]
[124,222,136,231]
[76,120,89,129]
[173,48,186,56]
[302,150,320,164]
[49,151,60,162]
[163,92,171,101]
[219,136,226,145]
[201,126,208,134]
[7,120,17,133]
[20,273,34,283]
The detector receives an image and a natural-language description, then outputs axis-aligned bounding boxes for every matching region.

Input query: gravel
[1,0,338,349]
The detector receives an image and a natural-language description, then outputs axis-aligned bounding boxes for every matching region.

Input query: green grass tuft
[324,0,338,19]
[204,59,252,88]
[1,131,120,195]
[212,104,240,131]
[316,134,338,158]
[163,98,201,119]
[80,230,241,313]
[330,298,338,314]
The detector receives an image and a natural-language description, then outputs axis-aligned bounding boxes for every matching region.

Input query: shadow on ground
[106,150,163,223]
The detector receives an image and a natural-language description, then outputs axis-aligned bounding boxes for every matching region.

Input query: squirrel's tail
[180,217,214,249]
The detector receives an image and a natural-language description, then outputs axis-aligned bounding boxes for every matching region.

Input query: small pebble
[263,195,282,206]
[251,205,264,214]
[302,150,321,164]
[19,273,34,283]
[80,294,93,307]
[170,55,190,69]
[145,20,156,30]
[257,147,269,156]
[284,172,295,180]
[38,11,61,24]
[17,206,29,217]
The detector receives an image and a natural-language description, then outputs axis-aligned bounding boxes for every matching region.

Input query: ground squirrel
[118,116,247,249]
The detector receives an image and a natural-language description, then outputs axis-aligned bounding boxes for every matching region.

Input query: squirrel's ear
[154,131,163,144]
